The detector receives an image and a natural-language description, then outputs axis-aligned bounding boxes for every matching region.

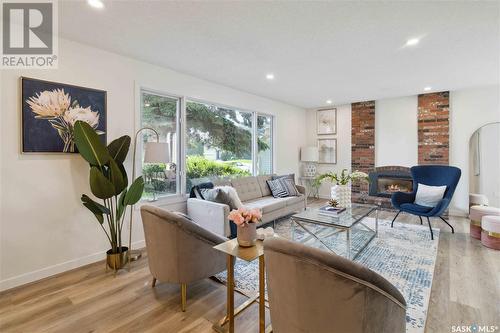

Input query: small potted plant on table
[315,169,368,208]
[228,208,263,247]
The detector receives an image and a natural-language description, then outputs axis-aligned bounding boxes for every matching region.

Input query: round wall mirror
[468,122,500,208]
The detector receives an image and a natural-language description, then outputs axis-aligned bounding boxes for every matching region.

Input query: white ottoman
[469,206,500,239]
[481,215,500,250]
[469,193,489,210]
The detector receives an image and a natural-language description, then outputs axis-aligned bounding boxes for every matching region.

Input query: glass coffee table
[290,203,379,259]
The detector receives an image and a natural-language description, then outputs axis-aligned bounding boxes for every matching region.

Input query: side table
[299,176,319,199]
[212,238,271,333]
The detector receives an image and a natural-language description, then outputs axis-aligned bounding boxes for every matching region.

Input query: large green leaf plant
[74,120,144,254]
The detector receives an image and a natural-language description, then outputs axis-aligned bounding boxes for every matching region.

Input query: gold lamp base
[128,249,142,262]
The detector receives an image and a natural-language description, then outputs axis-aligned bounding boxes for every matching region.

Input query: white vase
[331,184,351,208]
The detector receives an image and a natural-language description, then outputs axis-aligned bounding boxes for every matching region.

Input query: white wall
[450,85,500,214]
[375,96,418,167]
[0,39,306,290]
[305,105,351,198]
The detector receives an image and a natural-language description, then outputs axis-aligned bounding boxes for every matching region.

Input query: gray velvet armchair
[264,238,407,333]
[140,205,227,311]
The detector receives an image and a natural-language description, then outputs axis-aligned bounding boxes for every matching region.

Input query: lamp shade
[144,142,170,164]
[300,146,319,162]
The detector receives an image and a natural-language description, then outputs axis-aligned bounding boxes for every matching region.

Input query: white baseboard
[0,240,146,292]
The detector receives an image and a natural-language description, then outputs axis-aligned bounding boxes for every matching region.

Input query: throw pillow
[201,186,243,210]
[282,178,299,196]
[189,182,214,199]
[272,173,296,184]
[267,179,289,198]
[414,183,447,207]
[267,178,299,197]
[271,174,299,196]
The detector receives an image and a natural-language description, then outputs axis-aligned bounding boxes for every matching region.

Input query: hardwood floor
[1,199,499,333]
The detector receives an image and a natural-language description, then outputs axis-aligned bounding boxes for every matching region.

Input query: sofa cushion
[257,175,273,197]
[244,196,287,214]
[231,176,263,201]
[212,178,232,187]
[281,195,305,207]
[400,203,433,214]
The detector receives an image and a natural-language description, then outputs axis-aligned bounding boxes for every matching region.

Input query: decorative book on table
[319,205,346,216]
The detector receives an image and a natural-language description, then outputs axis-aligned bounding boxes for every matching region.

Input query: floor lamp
[128,127,170,264]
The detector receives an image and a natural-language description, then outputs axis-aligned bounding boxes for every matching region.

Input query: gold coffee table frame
[213,238,272,333]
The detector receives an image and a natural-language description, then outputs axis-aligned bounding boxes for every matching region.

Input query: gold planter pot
[106,247,129,271]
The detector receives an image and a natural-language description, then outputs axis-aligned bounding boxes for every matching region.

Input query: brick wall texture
[351,101,375,193]
[417,92,450,165]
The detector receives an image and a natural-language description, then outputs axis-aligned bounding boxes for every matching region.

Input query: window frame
[137,86,183,203]
[136,85,275,204]
[256,112,275,175]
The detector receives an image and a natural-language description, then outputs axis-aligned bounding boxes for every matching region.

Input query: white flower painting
[22,78,106,153]
[317,108,337,135]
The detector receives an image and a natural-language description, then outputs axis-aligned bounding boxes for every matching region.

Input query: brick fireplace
[350,92,449,209]
[368,166,413,198]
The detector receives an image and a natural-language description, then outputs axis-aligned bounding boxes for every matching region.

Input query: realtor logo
[1,0,58,68]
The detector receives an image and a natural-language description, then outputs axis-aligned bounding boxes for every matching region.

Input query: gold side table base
[212,253,272,333]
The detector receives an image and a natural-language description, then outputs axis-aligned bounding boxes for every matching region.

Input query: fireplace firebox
[368,166,413,198]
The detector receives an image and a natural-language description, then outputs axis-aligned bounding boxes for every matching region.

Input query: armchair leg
[426,217,434,240]
[181,283,187,312]
[391,211,402,228]
[419,216,423,225]
[439,216,455,233]
[152,277,157,288]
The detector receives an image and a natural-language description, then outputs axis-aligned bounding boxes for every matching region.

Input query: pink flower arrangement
[228,207,262,227]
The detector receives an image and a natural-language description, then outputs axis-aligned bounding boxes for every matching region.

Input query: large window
[139,90,274,199]
[140,90,179,200]
[257,114,273,175]
[185,101,253,190]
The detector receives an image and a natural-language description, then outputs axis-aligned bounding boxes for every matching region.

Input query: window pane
[141,91,178,199]
[186,101,252,191]
[257,115,273,175]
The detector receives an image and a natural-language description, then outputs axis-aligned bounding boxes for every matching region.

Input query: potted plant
[74,120,144,270]
[228,208,263,247]
[315,169,368,208]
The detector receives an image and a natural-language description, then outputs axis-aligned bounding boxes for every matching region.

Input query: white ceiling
[59,1,499,108]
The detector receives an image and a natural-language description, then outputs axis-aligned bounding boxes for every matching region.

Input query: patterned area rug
[214,217,439,333]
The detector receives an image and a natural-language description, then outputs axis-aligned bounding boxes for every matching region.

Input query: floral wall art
[317,108,336,135]
[22,77,107,153]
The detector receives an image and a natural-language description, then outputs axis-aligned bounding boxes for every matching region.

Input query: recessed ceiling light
[87,0,104,9]
[266,73,275,80]
[405,38,420,47]
[423,86,432,92]
[326,100,333,104]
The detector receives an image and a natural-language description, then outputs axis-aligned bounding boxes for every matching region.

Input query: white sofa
[187,175,307,237]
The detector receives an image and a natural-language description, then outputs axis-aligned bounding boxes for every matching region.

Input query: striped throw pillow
[267,179,289,198]
[267,178,299,198]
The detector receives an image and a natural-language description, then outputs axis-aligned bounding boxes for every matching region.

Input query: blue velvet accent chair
[391,165,461,240]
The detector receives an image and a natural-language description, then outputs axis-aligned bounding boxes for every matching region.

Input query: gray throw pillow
[272,173,296,183]
[200,186,243,210]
